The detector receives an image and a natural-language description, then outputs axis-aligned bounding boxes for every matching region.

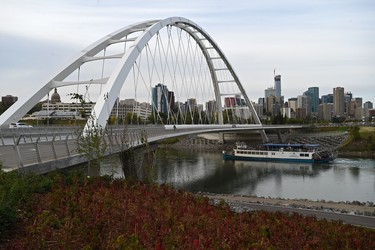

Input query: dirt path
[202,193,375,216]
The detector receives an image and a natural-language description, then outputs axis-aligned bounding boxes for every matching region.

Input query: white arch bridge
[0,17,267,138]
[0,17,303,173]
[0,124,302,173]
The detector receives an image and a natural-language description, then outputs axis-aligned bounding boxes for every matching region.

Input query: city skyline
[0,0,374,105]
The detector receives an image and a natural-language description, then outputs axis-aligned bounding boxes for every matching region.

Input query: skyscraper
[264,87,276,98]
[297,94,311,117]
[321,94,333,104]
[1,95,18,107]
[152,83,169,114]
[304,87,319,114]
[274,75,281,97]
[364,101,373,109]
[333,87,345,115]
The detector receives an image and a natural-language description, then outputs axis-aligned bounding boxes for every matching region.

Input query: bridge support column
[218,133,225,144]
[277,130,285,143]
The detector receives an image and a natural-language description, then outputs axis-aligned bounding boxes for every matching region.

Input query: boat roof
[261,143,320,148]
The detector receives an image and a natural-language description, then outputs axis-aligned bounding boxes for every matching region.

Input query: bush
[2,176,374,249]
[0,167,53,242]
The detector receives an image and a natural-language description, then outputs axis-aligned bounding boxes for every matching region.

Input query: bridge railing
[0,125,177,170]
[0,124,285,171]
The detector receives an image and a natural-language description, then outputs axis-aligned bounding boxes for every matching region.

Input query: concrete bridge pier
[119,145,157,182]
[218,133,225,144]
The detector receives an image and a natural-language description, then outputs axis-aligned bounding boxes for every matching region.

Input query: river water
[92,148,375,203]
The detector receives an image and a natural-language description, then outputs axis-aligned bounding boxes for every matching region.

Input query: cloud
[0,0,374,105]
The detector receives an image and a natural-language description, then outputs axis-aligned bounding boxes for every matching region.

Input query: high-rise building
[333,87,345,116]
[344,92,353,102]
[258,97,265,105]
[321,94,333,104]
[205,100,217,120]
[152,83,170,114]
[318,103,333,121]
[266,95,282,115]
[168,91,175,112]
[1,95,18,107]
[281,107,292,118]
[252,102,264,118]
[364,101,373,109]
[288,98,297,113]
[264,87,277,114]
[295,107,307,119]
[344,92,353,115]
[297,95,311,116]
[185,98,197,113]
[348,98,363,117]
[224,97,236,107]
[274,75,281,97]
[265,87,276,98]
[304,87,319,114]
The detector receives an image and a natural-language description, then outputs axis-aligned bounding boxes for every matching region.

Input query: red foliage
[2,176,375,249]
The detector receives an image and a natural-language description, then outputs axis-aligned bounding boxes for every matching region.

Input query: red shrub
[2,176,374,249]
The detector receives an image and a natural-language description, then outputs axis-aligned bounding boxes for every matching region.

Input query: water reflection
[74,148,375,202]
[156,149,324,192]
[152,149,375,202]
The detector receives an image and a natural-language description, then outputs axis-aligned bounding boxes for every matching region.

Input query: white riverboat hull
[223,143,335,163]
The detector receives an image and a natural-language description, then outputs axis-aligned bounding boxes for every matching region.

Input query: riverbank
[202,193,375,217]
[338,126,375,159]
[167,129,375,159]
[338,151,375,159]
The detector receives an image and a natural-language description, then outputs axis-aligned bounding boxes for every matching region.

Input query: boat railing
[235,142,248,149]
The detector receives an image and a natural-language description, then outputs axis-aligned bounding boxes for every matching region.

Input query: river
[85,148,375,203]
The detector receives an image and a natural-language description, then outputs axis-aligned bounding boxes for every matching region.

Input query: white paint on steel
[0,17,267,141]
[0,19,157,126]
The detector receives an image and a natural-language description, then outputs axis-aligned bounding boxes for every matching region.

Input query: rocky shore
[200,193,375,217]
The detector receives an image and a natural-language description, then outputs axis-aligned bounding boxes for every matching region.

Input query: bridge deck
[0,124,301,173]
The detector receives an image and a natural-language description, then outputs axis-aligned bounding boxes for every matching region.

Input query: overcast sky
[0,0,374,105]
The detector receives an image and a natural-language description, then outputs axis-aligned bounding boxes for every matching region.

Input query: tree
[76,116,107,169]
[350,126,360,141]
[27,102,43,114]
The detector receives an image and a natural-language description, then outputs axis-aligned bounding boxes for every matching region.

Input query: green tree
[366,135,375,151]
[76,116,107,169]
[27,102,43,114]
[350,126,361,141]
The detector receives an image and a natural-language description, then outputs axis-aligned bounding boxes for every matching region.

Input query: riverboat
[223,142,335,163]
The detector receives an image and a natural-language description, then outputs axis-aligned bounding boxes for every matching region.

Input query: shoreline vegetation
[1,126,374,247]
[0,172,374,248]
[338,126,375,158]
[167,125,375,159]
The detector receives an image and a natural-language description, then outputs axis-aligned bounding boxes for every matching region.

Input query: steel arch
[0,17,267,141]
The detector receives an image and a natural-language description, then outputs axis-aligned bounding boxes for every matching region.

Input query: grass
[339,126,375,152]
